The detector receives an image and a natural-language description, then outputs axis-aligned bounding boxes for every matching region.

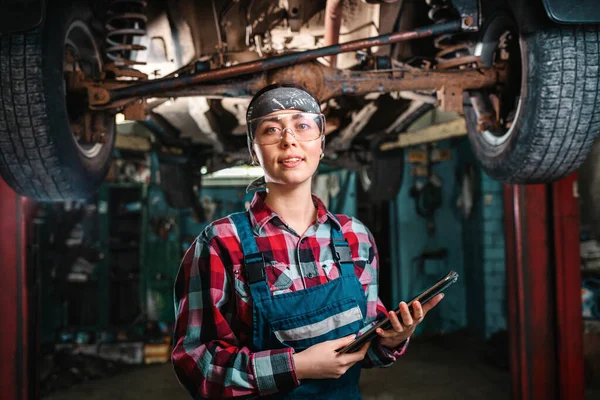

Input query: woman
[172,83,443,399]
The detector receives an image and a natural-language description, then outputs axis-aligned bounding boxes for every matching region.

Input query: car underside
[1,0,600,202]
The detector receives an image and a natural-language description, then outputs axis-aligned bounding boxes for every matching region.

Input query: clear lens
[249,112,324,145]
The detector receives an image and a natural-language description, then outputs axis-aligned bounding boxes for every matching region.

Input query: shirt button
[307,272,314,278]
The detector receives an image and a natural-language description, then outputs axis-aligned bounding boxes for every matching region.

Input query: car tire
[358,141,404,203]
[0,0,115,201]
[358,103,434,203]
[159,164,196,209]
[465,14,600,184]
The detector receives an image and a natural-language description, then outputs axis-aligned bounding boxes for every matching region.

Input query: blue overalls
[230,212,368,399]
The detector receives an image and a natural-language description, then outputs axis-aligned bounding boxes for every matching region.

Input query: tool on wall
[456,163,475,219]
[409,144,443,235]
[582,278,600,320]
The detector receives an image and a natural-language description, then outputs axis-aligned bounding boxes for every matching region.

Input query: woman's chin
[268,173,312,187]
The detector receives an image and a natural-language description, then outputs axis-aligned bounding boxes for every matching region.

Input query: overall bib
[230,212,368,400]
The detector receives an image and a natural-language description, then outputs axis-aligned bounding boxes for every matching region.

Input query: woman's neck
[264,181,317,236]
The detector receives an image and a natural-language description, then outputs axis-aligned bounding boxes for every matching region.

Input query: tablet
[337,270,459,354]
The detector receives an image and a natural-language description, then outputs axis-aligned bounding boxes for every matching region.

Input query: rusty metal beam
[90,60,505,110]
[88,20,462,106]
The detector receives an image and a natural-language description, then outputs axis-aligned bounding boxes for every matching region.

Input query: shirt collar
[248,191,342,235]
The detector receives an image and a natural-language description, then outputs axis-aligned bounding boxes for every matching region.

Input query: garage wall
[389,137,507,339]
[480,175,508,338]
[391,139,468,335]
[456,139,507,339]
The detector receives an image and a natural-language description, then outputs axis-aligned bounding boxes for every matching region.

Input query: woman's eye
[297,123,309,130]
[264,127,279,134]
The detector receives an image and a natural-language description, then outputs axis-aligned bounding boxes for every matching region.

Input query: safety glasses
[248,112,325,145]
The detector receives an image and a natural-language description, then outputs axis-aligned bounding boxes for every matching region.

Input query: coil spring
[426,0,479,70]
[105,0,148,67]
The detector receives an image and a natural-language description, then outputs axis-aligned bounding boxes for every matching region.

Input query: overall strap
[229,212,266,285]
[330,218,355,277]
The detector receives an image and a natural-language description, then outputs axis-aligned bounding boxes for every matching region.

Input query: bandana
[246,86,321,123]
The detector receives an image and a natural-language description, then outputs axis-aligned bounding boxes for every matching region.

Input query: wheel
[464,13,600,183]
[0,1,115,201]
[358,103,434,203]
[158,163,205,220]
[358,140,404,203]
[159,164,196,209]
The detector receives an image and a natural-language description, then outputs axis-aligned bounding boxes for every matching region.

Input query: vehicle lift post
[0,178,36,400]
[503,174,585,400]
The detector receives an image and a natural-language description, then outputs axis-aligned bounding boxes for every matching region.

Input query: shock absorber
[426,0,479,70]
[105,0,148,68]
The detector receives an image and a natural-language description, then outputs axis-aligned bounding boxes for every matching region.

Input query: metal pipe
[324,0,344,68]
[92,20,462,106]
[140,61,505,104]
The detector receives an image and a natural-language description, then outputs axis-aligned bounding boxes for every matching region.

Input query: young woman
[172,83,443,399]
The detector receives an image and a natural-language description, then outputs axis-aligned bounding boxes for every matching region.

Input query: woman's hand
[377,293,445,349]
[292,335,370,380]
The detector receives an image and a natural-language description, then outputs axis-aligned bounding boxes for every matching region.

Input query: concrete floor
[43,333,598,400]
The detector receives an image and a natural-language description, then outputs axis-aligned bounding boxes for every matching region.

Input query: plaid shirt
[172,191,408,399]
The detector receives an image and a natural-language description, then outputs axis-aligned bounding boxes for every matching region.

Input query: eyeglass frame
[248,111,326,146]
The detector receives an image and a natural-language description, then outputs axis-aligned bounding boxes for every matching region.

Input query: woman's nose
[280,127,298,146]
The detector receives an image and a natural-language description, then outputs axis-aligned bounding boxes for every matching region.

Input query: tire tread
[521,25,600,182]
[469,25,600,183]
[0,31,70,200]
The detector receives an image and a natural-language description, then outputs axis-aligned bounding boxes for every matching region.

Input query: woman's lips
[280,157,304,167]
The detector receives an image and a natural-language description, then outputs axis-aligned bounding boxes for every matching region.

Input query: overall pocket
[270,297,364,351]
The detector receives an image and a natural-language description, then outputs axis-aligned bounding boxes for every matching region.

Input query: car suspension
[105,0,148,69]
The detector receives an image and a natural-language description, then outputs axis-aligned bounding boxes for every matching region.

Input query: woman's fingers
[376,294,447,338]
[388,308,404,332]
[398,302,413,326]
[355,341,370,357]
[338,340,370,364]
[413,301,424,322]
[421,293,444,314]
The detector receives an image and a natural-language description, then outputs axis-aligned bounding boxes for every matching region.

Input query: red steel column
[503,175,584,400]
[552,174,585,400]
[504,183,556,400]
[0,178,29,400]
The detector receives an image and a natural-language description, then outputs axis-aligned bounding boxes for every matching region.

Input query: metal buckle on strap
[332,239,353,263]
[244,253,266,284]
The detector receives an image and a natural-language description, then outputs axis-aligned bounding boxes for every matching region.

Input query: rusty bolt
[463,16,474,27]
[94,92,106,101]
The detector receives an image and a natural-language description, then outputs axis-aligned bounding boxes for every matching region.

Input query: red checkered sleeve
[172,236,300,399]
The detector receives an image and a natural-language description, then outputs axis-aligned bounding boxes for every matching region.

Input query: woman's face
[252,110,323,188]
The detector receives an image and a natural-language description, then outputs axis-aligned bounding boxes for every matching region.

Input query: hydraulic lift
[0,173,587,399]
[0,178,36,400]
[504,174,585,400]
